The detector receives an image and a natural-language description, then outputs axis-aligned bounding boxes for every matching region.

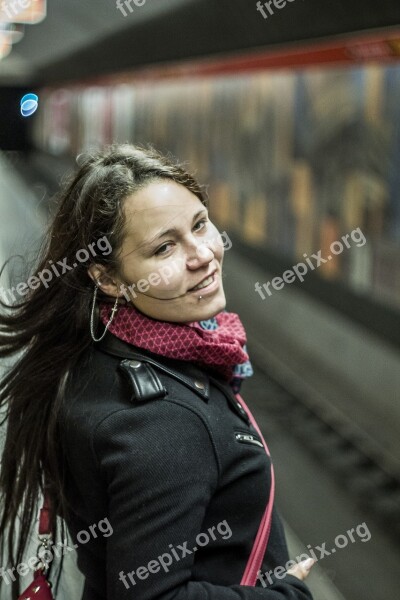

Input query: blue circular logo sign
[20,93,38,117]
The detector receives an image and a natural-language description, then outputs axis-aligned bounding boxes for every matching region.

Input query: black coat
[58,331,313,600]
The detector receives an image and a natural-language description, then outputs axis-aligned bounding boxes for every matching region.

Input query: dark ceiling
[1,0,400,86]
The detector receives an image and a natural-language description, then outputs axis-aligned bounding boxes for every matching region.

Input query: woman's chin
[186,291,227,322]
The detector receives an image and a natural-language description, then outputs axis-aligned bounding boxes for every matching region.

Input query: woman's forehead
[122,181,206,247]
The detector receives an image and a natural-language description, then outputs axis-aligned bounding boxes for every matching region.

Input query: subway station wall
[0,88,31,151]
[32,63,400,312]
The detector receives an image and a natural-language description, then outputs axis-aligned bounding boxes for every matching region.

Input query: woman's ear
[87,264,125,300]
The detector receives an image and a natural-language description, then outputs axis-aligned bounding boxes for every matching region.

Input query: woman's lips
[187,271,219,296]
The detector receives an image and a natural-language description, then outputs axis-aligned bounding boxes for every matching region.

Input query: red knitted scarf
[99,302,252,385]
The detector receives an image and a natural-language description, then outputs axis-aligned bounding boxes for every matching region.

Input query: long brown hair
[0,143,207,598]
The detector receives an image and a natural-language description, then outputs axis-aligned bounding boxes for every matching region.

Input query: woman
[0,144,314,599]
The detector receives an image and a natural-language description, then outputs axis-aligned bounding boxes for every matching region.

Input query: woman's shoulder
[58,340,222,481]
[57,345,126,456]
[58,335,220,441]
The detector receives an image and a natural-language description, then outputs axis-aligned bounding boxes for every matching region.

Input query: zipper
[234,431,264,448]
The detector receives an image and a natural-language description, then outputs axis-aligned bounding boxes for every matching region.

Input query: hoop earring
[90,285,119,342]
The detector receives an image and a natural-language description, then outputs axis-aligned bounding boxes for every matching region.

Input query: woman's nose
[186,241,214,268]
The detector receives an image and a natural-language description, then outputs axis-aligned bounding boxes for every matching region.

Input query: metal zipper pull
[235,432,264,448]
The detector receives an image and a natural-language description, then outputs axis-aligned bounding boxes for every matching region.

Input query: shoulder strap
[119,359,167,402]
[236,393,276,587]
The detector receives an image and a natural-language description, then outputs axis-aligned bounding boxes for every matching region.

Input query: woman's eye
[193,218,208,231]
[154,243,173,256]
[154,220,208,255]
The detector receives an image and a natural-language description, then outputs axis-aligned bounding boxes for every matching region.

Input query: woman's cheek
[208,223,225,259]
[147,257,185,293]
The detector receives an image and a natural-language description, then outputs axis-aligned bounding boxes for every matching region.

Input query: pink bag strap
[235,393,276,586]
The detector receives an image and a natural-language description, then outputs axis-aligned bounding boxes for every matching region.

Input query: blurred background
[0,1,399,599]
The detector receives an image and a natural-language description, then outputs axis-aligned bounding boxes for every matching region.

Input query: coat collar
[96,331,211,402]
[96,332,250,424]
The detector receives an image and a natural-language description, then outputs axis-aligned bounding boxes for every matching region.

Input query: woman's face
[111,180,226,323]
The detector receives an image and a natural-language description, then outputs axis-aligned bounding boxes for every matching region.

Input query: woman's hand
[286,557,315,581]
